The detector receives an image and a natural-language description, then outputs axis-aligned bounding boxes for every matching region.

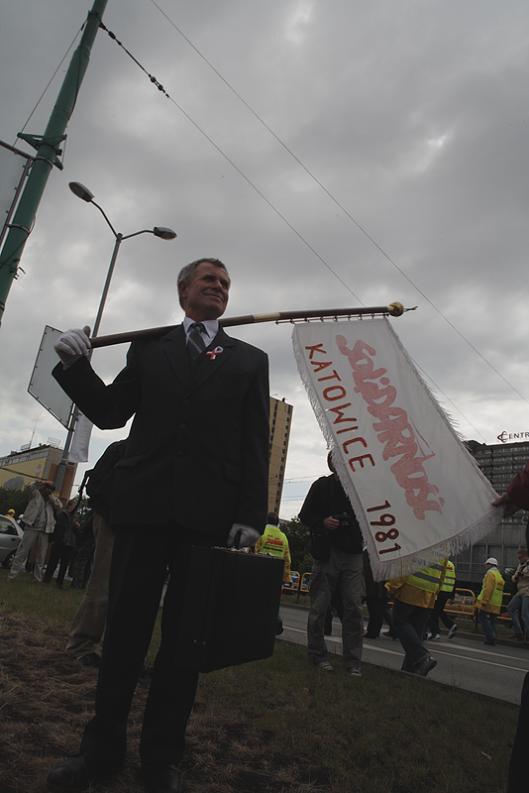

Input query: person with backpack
[65,440,126,667]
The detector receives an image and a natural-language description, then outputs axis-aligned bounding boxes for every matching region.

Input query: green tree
[281,516,312,574]
[0,486,34,518]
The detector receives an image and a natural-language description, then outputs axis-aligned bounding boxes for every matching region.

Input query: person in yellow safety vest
[386,561,446,676]
[476,557,505,646]
[426,559,458,641]
[255,512,291,635]
[255,513,291,583]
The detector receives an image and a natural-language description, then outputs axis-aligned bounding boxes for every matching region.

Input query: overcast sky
[1,0,528,517]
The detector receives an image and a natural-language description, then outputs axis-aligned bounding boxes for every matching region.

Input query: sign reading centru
[497,431,529,444]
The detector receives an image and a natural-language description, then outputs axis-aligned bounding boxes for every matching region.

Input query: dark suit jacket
[53,326,269,541]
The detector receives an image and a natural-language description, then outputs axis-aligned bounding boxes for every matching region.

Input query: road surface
[279,603,528,704]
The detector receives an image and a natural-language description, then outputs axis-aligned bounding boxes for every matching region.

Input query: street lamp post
[54,182,177,495]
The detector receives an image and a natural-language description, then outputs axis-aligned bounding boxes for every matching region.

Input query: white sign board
[28,325,73,429]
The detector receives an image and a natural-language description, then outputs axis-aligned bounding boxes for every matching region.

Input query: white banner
[69,413,93,463]
[293,319,501,580]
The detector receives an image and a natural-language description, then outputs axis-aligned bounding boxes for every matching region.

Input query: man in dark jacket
[47,258,269,793]
[299,452,364,676]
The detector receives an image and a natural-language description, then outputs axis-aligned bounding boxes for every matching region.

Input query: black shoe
[77,652,101,668]
[413,654,437,677]
[141,763,185,793]
[47,754,117,790]
[484,640,496,646]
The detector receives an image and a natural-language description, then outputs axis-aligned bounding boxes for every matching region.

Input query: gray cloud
[1,0,529,516]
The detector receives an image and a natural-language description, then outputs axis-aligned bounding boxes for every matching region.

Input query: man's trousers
[66,514,114,659]
[79,525,206,770]
[9,527,49,582]
[506,593,529,638]
[307,548,363,668]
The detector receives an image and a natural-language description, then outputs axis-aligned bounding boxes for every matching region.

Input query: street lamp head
[153,226,177,240]
[69,182,94,202]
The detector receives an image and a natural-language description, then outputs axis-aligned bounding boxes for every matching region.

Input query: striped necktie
[187,321,207,360]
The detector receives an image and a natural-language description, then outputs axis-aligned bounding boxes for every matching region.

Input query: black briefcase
[176,546,284,672]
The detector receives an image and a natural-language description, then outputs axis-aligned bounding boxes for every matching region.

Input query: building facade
[268,397,293,515]
[0,444,75,499]
[454,440,529,583]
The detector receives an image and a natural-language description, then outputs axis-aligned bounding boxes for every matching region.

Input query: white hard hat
[485,557,498,566]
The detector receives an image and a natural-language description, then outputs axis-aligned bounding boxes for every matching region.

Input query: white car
[0,514,23,568]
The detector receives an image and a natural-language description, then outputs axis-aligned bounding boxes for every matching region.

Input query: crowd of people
[6,481,94,588]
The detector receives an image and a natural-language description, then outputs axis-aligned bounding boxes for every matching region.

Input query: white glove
[227,523,261,549]
[54,326,91,368]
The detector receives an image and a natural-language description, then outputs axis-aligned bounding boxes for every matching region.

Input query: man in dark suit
[46,258,269,793]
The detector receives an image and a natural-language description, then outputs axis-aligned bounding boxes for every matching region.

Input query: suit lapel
[162,325,191,389]
[190,328,236,391]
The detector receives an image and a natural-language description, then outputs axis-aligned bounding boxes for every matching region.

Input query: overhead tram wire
[99,21,512,436]
[14,24,84,147]
[97,22,362,304]
[146,1,529,409]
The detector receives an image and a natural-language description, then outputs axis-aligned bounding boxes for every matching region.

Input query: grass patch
[0,569,518,793]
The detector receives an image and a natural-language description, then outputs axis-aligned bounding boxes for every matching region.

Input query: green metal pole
[0,0,109,325]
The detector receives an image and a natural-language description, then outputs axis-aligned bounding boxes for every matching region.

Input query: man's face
[180,261,230,320]
[518,551,528,562]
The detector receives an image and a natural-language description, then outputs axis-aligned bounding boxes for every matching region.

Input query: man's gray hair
[177,258,229,306]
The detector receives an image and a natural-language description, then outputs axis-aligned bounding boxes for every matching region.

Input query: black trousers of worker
[392,601,431,670]
[365,596,394,638]
[427,591,455,636]
[80,525,206,771]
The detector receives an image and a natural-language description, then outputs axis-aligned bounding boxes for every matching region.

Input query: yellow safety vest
[256,524,289,560]
[440,560,456,593]
[407,564,444,594]
[478,568,505,614]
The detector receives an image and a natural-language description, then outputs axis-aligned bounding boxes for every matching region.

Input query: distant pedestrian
[476,557,505,646]
[255,512,291,635]
[43,499,79,588]
[426,559,458,640]
[506,548,529,641]
[69,513,95,589]
[8,481,57,582]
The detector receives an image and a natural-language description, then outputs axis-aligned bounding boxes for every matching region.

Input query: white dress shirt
[182,316,219,348]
